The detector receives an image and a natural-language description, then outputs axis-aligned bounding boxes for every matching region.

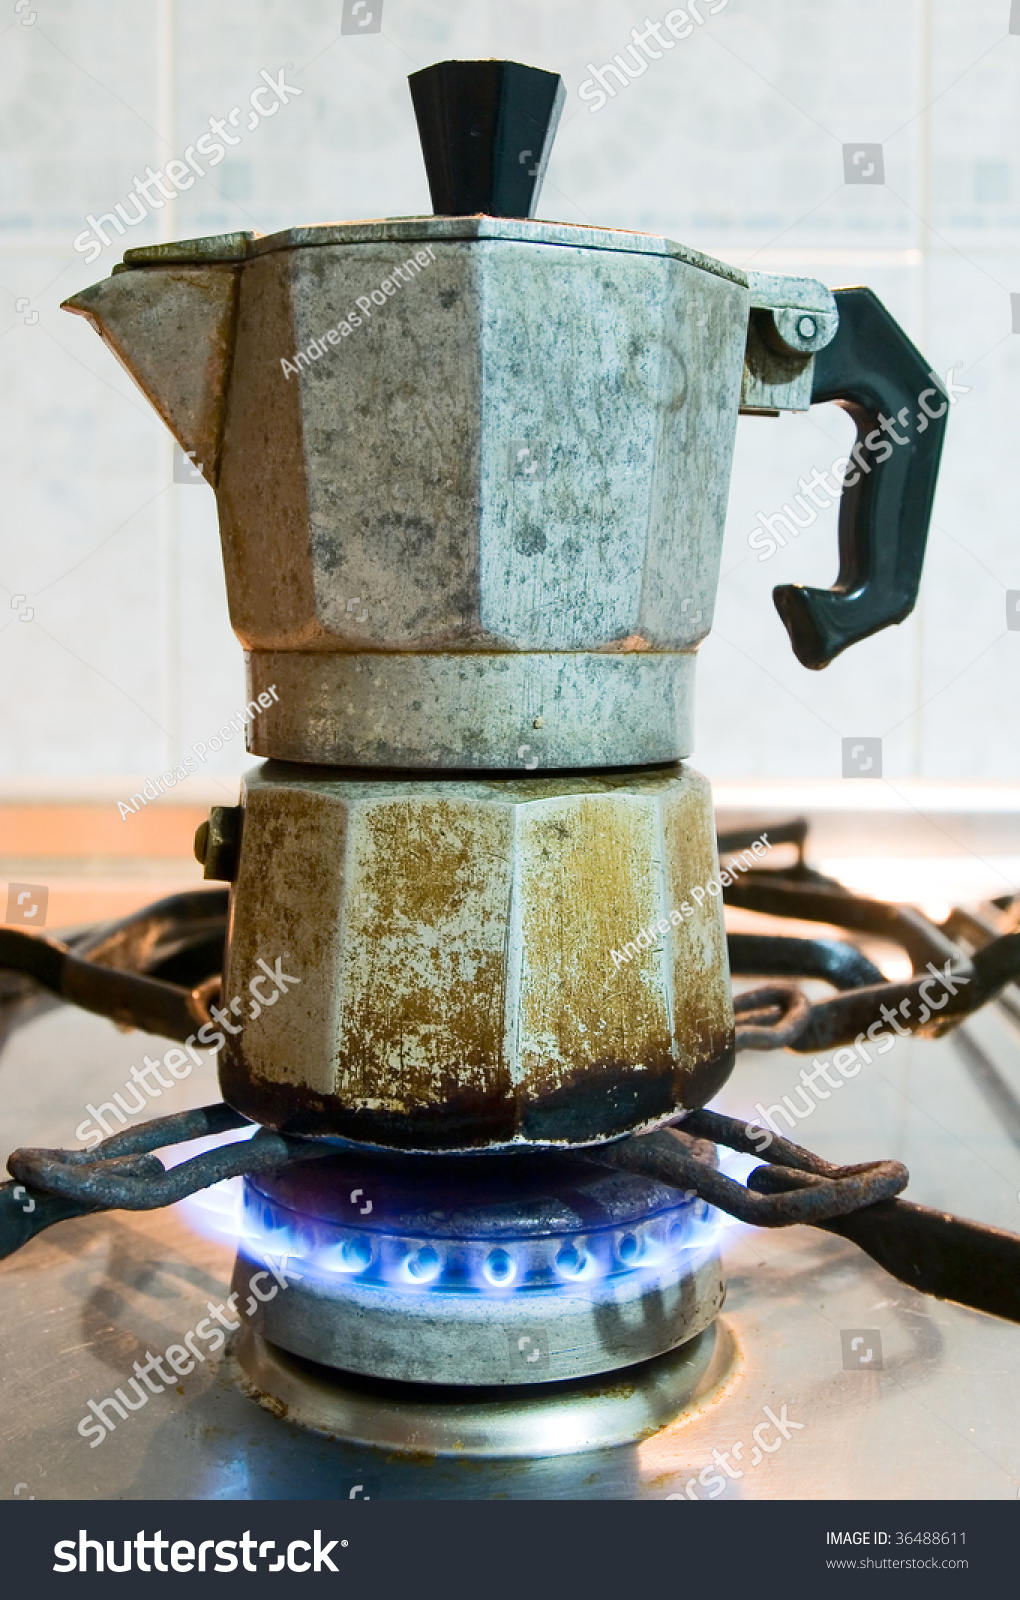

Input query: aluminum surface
[244,649,697,770]
[232,1248,725,1388]
[66,238,748,655]
[219,762,734,1149]
[116,215,752,276]
[741,272,839,413]
[64,232,833,767]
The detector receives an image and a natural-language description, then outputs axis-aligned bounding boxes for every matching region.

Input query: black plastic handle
[773,287,948,669]
[408,59,565,218]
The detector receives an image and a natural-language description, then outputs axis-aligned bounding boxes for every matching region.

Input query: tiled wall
[2,0,1018,782]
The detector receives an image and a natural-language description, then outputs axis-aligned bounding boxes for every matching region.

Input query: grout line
[911,0,934,780]
[882,26,1009,145]
[880,634,1008,741]
[158,0,179,773]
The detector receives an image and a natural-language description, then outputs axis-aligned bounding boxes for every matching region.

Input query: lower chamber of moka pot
[228,1146,738,1458]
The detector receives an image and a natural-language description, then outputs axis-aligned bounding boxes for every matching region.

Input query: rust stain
[258,1392,290,1422]
[587,1381,637,1400]
[223,783,350,1096]
[516,794,674,1103]
[336,796,513,1113]
[661,771,735,1106]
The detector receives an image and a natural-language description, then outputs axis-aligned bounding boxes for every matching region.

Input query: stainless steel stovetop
[3,950,1019,1501]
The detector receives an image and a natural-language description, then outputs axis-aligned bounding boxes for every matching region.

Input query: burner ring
[230,1318,740,1458]
[239,1145,721,1293]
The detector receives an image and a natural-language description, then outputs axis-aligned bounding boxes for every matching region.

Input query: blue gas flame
[176,1130,747,1296]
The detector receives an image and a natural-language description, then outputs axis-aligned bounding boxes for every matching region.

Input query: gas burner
[230,1148,725,1387]
[224,1143,733,1453]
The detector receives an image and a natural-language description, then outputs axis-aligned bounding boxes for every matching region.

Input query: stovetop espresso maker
[63,59,946,1153]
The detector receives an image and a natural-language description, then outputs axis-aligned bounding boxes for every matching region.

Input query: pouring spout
[62,263,242,485]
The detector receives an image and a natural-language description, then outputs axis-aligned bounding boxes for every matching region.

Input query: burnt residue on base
[517,1057,677,1144]
[219,1033,735,1152]
[218,1050,519,1150]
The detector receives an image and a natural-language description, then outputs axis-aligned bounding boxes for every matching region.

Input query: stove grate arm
[598,1110,1020,1325]
[0,1101,330,1260]
[691,1111,1020,1326]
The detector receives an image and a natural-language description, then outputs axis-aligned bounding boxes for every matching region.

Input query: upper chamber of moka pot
[61,58,873,772]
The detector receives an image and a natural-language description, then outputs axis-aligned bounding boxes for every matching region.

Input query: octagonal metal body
[65,219,753,767]
[220,760,734,1150]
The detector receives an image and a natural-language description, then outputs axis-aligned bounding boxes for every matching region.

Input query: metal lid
[115,216,749,284]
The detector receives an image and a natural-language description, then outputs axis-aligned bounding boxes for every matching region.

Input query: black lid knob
[408,59,565,219]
